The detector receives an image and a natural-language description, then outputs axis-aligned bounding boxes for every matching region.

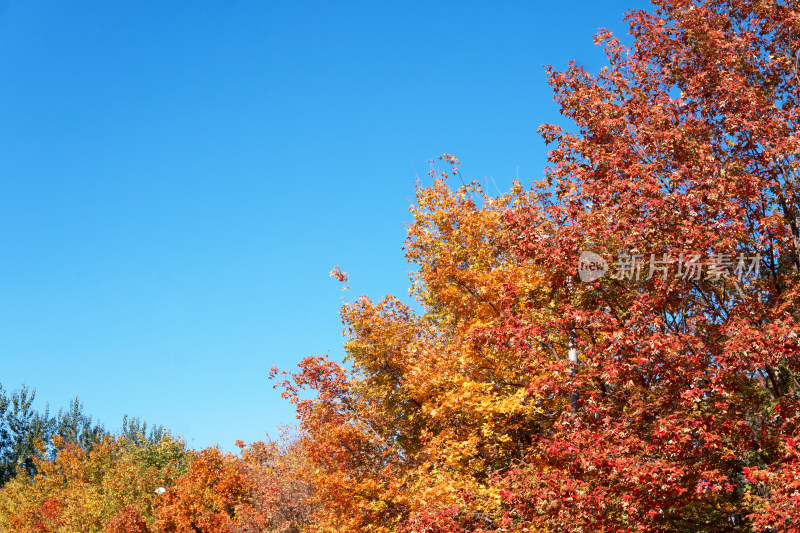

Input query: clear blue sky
[0,0,651,451]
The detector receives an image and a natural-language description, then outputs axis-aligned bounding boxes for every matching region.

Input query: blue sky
[0,0,651,451]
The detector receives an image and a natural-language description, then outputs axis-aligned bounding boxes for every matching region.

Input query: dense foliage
[0,385,111,485]
[5,0,800,531]
[0,389,307,532]
[273,0,800,531]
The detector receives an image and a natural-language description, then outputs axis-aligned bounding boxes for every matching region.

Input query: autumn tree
[276,1,800,531]
[273,162,559,531]
[0,385,111,487]
[155,447,253,533]
[235,433,316,533]
[495,0,800,530]
[0,434,188,533]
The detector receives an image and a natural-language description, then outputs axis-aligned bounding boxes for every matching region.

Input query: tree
[0,385,56,484]
[53,397,108,452]
[275,1,800,531]
[496,0,800,530]
[0,385,114,486]
[235,433,317,533]
[0,434,188,533]
[273,161,558,532]
[120,415,169,449]
[155,447,253,533]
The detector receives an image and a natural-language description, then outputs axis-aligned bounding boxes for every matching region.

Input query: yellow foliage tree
[276,156,568,531]
[0,435,187,533]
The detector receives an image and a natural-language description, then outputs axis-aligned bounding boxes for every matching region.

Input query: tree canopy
[273,0,800,531]
[5,0,800,531]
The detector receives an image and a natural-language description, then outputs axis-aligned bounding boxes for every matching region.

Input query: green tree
[53,396,107,451]
[0,385,55,484]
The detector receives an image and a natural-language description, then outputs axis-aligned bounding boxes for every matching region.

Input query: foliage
[272,161,556,532]
[155,447,252,533]
[0,434,188,533]
[53,397,108,452]
[272,1,800,531]
[6,0,800,531]
[492,0,800,530]
[0,385,56,484]
[120,415,170,449]
[0,385,274,533]
[0,384,179,490]
[0,386,109,484]
[235,432,316,533]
